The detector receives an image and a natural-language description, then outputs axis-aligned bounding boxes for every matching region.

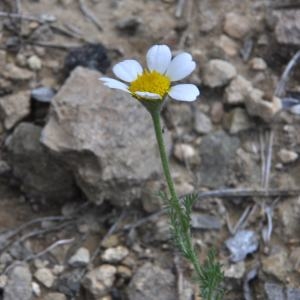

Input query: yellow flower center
[129,70,171,100]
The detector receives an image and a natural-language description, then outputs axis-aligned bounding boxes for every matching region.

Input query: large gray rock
[3,262,32,300]
[6,122,76,201]
[275,10,300,45]
[198,131,240,188]
[0,92,31,130]
[41,67,163,206]
[128,262,176,300]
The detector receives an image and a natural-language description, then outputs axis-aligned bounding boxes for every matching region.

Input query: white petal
[166,53,196,81]
[100,77,129,92]
[168,84,200,102]
[113,60,143,82]
[135,91,162,99]
[146,45,172,74]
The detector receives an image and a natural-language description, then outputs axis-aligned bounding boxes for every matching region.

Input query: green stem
[150,109,203,278]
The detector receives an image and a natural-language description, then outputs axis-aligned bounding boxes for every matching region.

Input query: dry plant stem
[150,109,204,287]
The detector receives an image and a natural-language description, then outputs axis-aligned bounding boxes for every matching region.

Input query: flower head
[100,45,200,102]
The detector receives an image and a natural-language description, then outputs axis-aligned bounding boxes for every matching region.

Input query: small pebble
[27,55,42,70]
[101,246,129,263]
[278,149,298,164]
[68,247,90,267]
[34,268,55,288]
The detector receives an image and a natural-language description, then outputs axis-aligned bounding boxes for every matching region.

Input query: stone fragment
[249,57,267,71]
[223,12,252,39]
[216,35,239,56]
[225,230,259,262]
[3,262,32,300]
[27,55,42,70]
[32,282,41,297]
[41,67,164,206]
[278,197,300,237]
[101,246,129,263]
[278,149,298,164]
[34,268,55,288]
[0,92,31,129]
[262,250,291,282]
[191,213,222,230]
[245,89,282,122]
[223,261,246,279]
[210,101,224,124]
[203,59,237,88]
[264,282,285,300]
[198,131,240,188]
[223,108,253,134]
[199,11,219,33]
[3,64,34,81]
[82,264,117,298]
[68,247,90,267]
[128,263,176,300]
[275,10,300,45]
[43,293,67,300]
[225,75,252,105]
[55,269,81,296]
[117,265,132,279]
[194,110,213,134]
[173,143,197,164]
[31,87,55,103]
[6,123,76,201]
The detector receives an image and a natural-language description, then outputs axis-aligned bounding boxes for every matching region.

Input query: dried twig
[24,238,75,262]
[195,188,300,199]
[78,0,102,31]
[0,11,46,23]
[175,0,187,18]
[275,50,300,98]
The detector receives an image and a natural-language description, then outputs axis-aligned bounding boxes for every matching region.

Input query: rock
[31,87,55,103]
[141,180,164,213]
[173,143,197,164]
[82,264,117,298]
[210,101,224,124]
[262,250,291,282]
[3,262,32,300]
[225,75,253,105]
[287,287,300,300]
[223,12,252,39]
[216,35,239,56]
[249,57,267,71]
[68,247,90,267]
[117,265,132,279]
[191,213,222,230]
[278,149,298,164]
[223,261,246,279]
[223,108,253,134]
[199,11,219,33]
[278,197,300,238]
[194,110,213,134]
[0,275,7,289]
[289,247,300,273]
[225,230,259,262]
[116,17,141,35]
[43,293,67,300]
[32,282,41,297]
[6,123,76,201]
[264,282,285,300]
[64,44,110,77]
[55,269,82,297]
[245,89,282,122]
[3,64,34,81]
[274,10,300,45]
[27,55,42,70]
[198,131,240,188]
[203,59,237,88]
[101,246,129,263]
[127,262,176,300]
[34,268,55,288]
[41,67,164,206]
[0,92,31,129]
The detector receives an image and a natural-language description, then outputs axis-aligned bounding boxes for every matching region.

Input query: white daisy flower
[100,45,200,102]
